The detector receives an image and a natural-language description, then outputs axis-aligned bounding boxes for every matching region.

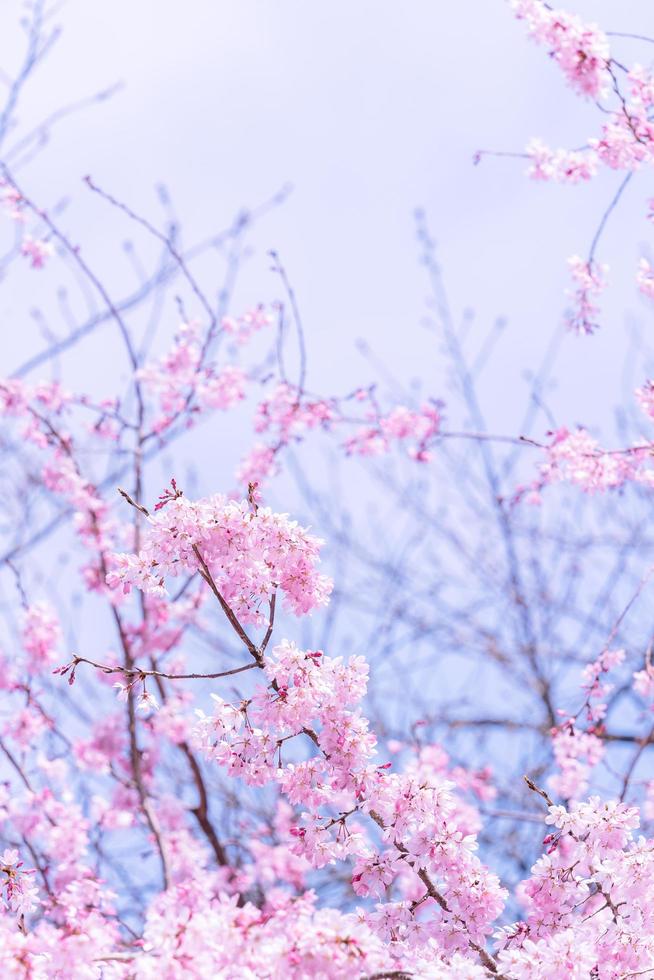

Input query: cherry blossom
[20,236,53,268]
[107,491,333,622]
[221,305,274,345]
[4,2,654,977]
[511,1,610,99]
[636,258,654,299]
[137,321,246,433]
[525,139,598,183]
[564,257,608,336]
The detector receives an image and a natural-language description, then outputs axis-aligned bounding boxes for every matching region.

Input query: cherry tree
[3,1,654,977]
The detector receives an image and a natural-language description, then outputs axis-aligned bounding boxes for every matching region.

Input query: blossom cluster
[7,471,654,977]
[564,257,608,336]
[343,402,442,462]
[0,849,39,920]
[520,369,654,499]
[496,798,654,978]
[518,387,654,499]
[237,385,443,487]
[236,383,336,485]
[512,5,654,331]
[0,379,119,594]
[194,639,507,962]
[20,602,62,675]
[107,492,333,622]
[0,180,53,268]
[548,649,625,801]
[526,139,597,184]
[221,305,274,345]
[537,426,634,493]
[636,258,654,300]
[137,320,247,433]
[524,65,654,186]
[511,0,610,99]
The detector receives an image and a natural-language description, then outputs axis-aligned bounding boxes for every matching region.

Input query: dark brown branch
[192,544,260,661]
[68,654,256,683]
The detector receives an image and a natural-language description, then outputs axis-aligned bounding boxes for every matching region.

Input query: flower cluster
[526,139,598,183]
[511,0,610,99]
[236,442,279,487]
[137,321,246,433]
[221,305,273,345]
[1,180,53,267]
[107,492,333,622]
[496,798,653,978]
[524,64,654,186]
[253,383,335,445]
[0,379,120,594]
[524,373,654,499]
[20,235,53,269]
[1,181,24,221]
[564,257,608,336]
[538,427,634,493]
[548,648,625,804]
[344,403,442,462]
[194,639,507,960]
[513,6,654,329]
[235,383,335,487]
[21,602,62,675]
[636,380,654,422]
[636,258,654,300]
[549,722,604,801]
[0,849,39,920]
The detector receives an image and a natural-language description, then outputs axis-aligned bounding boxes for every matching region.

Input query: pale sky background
[2,0,654,444]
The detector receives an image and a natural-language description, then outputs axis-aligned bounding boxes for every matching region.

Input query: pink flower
[526,139,598,183]
[564,256,608,335]
[109,494,333,624]
[636,258,654,299]
[222,305,273,345]
[635,380,654,420]
[20,235,54,268]
[21,601,62,673]
[137,690,160,713]
[512,1,610,99]
[137,321,247,431]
